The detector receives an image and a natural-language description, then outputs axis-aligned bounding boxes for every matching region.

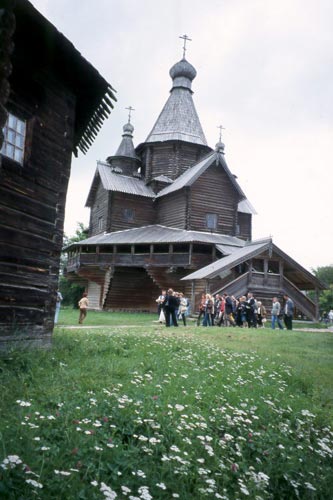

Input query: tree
[310,265,333,315]
[59,223,89,308]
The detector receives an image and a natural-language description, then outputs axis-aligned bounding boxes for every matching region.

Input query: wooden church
[66,46,324,319]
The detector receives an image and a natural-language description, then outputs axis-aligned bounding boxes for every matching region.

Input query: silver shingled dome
[169,58,197,81]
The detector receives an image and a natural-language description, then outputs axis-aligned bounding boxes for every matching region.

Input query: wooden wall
[141,141,210,182]
[89,179,109,236]
[109,193,155,232]
[156,190,187,229]
[0,70,75,345]
[189,164,239,234]
[89,180,110,236]
[237,212,252,240]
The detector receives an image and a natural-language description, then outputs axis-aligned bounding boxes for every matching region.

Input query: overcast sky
[30,0,333,271]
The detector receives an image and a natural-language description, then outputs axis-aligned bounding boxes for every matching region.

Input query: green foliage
[59,223,88,308]
[62,222,89,248]
[58,276,84,308]
[312,265,333,286]
[1,323,333,499]
[309,265,333,313]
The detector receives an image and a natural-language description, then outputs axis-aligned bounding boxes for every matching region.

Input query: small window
[123,208,135,222]
[1,113,26,165]
[98,216,103,231]
[206,213,218,230]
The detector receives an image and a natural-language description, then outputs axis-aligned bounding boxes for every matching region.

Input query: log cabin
[65,50,325,318]
[0,0,116,347]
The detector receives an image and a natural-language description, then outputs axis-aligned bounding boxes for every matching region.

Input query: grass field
[1,314,333,499]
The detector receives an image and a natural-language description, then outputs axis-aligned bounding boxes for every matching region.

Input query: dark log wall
[156,190,187,228]
[89,180,109,236]
[109,193,155,232]
[189,164,239,234]
[0,70,75,344]
[141,141,211,182]
[104,267,161,311]
[237,212,252,240]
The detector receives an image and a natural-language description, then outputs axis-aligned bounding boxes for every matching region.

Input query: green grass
[56,307,157,326]
[1,316,333,499]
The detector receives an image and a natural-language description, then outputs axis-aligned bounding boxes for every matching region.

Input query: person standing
[54,289,63,325]
[224,293,236,326]
[164,289,179,327]
[179,293,188,326]
[202,293,214,327]
[156,290,166,318]
[257,301,267,327]
[78,292,89,324]
[271,297,284,330]
[196,293,206,326]
[246,292,257,328]
[328,309,333,326]
[283,294,294,330]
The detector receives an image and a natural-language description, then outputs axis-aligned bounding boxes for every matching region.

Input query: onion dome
[114,121,137,158]
[215,141,225,153]
[169,58,197,90]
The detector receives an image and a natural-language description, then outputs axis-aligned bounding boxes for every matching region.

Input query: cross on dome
[217,124,225,143]
[179,34,192,58]
[125,105,135,123]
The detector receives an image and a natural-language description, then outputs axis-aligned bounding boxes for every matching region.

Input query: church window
[206,213,218,230]
[1,113,26,165]
[123,208,135,222]
[98,216,103,231]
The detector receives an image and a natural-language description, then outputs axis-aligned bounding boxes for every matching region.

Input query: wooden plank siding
[89,180,110,236]
[156,190,187,228]
[189,164,239,234]
[0,70,75,342]
[109,193,155,232]
[237,212,252,240]
[142,142,211,182]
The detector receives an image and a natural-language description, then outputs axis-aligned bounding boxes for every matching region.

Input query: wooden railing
[212,272,250,297]
[66,252,191,271]
[282,276,316,319]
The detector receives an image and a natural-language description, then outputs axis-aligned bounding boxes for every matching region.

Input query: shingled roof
[10,0,117,156]
[145,58,207,146]
[67,224,246,249]
[182,238,326,290]
[86,161,155,207]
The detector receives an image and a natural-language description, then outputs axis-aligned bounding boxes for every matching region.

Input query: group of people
[196,292,268,328]
[156,289,190,327]
[156,290,295,330]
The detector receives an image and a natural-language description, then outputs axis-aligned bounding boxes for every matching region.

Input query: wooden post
[264,258,268,286]
[279,261,284,290]
[315,288,319,321]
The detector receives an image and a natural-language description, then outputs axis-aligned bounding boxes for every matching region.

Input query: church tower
[137,43,211,183]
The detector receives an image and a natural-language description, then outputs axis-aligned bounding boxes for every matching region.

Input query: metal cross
[179,34,192,58]
[217,125,225,142]
[125,106,135,123]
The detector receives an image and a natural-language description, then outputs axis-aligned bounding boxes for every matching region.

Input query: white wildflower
[26,479,43,489]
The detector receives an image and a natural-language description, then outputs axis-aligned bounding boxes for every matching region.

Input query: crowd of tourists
[156,290,294,330]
